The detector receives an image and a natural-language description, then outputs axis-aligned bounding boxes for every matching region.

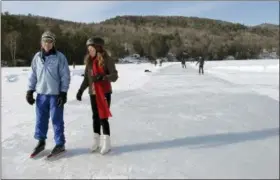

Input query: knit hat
[41,31,56,42]
[86,37,105,47]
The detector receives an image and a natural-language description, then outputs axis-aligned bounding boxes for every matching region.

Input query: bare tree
[5,31,21,66]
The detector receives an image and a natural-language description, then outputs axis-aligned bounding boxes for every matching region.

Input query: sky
[2,1,279,26]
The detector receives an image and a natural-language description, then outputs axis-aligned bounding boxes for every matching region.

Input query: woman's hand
[76,89,83,101]
[92,74,105,82]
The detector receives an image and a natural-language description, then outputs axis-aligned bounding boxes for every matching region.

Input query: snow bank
[211,64,279,73]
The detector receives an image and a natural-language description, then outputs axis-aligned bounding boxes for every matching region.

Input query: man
[181,58,186,69]
[159,59,163,66]
[154,60,157,66]
[196,56,205,75]
[26,31,71,158]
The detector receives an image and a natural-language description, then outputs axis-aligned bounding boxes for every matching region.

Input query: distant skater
[181,58,186,69]
[196,56,205,75]
[159,59,163,66]
[154,60,157,66]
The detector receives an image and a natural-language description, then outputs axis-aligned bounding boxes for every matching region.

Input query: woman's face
[88,45,96,57]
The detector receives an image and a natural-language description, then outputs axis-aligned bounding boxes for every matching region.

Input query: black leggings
[90,93,111,136]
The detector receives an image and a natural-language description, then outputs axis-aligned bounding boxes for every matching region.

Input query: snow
[2,60,279,179]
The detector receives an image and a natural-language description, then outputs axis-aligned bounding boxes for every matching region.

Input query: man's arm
[27,53,38,91]
[59,53,71,92]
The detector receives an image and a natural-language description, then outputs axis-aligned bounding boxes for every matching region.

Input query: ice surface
[1,60,279,179]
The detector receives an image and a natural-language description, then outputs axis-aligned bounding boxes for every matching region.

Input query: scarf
[40,47,56,61]
[92,57,112,119]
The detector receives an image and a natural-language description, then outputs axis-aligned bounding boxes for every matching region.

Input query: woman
[76,37,118,155]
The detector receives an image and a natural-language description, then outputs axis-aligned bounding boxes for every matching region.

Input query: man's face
[41,39,54,52]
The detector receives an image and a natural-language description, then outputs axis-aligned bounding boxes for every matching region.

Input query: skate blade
[30,149,48,159]
[45,150,66,161]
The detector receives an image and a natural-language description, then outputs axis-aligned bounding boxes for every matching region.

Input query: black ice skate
[30,140,45,158]
[46,144,66,159]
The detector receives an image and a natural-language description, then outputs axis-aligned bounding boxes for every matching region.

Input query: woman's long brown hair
[84,50,108,67]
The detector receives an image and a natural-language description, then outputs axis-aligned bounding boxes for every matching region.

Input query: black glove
[57,92,67,107]
[92,74,105,82]
[103,75,109,81]
[26,90,35,105]
[76,89,83,101]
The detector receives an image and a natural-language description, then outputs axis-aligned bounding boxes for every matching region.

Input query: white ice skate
[91,133,100,152]
[100,135,111,155]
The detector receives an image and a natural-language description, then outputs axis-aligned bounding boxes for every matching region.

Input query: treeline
[1,12,279,66]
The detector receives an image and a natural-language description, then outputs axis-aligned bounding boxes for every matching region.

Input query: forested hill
[1,12,279,66]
